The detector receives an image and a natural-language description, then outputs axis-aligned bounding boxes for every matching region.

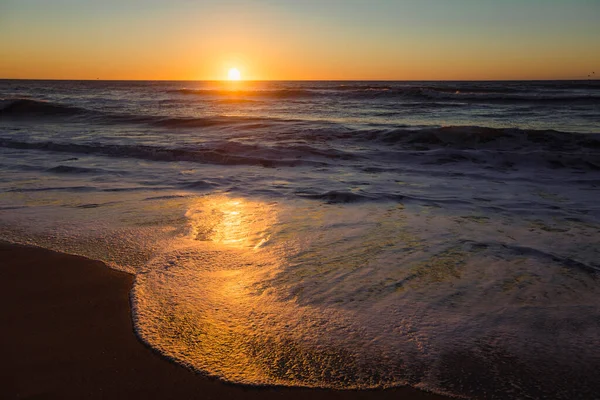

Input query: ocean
[1,80,599,398]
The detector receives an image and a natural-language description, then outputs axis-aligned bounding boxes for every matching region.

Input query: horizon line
[1,78,598,82]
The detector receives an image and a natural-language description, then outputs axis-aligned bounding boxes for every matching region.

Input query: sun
[228,68,241,81]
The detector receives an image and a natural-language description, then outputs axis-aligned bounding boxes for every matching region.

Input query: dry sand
[0,242,449,399]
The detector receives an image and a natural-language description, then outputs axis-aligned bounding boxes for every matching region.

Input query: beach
[2,0,600,397]
[1,241,447,399]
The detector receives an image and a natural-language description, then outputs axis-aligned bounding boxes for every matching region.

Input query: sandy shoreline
[0,241,449,399]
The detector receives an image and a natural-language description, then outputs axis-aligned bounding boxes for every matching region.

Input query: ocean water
[1,80,600,398]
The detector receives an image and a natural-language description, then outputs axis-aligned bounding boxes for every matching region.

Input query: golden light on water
[186,196,276,250]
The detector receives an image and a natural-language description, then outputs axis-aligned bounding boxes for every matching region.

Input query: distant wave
[302,125,600,170]
[169,85,600,104]
[343,87,600,104]
[173,88,315,99]
[216,98,261,104]
[304,80,600,93]
[355,126,600,150]
[2,125,599,173]
[3,97,598,138]
[143,115,271,128]
[414,91,600,105]
[290,124,600,151]
[0,98,282,128]
[0,138,337,168]
[4,99,595,152]
[311,84,525,95]
[0,98,88,118]
[367,127,600,171]
[46,165,103,174]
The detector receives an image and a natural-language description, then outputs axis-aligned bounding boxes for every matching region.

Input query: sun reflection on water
[185,195,278,250]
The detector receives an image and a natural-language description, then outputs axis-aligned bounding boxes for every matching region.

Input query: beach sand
[0,242,449,400]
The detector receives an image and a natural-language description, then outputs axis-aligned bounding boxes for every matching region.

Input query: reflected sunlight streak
[186,196,277,250]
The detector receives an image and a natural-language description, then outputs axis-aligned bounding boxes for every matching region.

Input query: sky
[0,0,599,80]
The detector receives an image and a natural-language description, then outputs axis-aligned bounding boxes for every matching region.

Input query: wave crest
[364,126,600,151]
[173,88,315,99]
[166,85,600,104]
[0,138,332,168]
[0,98,87,118]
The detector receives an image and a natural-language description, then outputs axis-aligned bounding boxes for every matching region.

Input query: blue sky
[1,0,598,79]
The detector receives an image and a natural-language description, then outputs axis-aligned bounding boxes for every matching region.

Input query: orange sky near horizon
[1,0,598,81]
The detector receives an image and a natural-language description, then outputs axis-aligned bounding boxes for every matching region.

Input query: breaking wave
[364,126,600,150]
[0,98,283,128]
[2,124,599,172]
[0,98,89,118]
[0,138,335,168]
[46,165,104,174]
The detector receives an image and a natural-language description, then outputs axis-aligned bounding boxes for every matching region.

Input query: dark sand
[0,242,449,400]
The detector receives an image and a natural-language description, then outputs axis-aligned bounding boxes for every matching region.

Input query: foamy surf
[2,190,599,397]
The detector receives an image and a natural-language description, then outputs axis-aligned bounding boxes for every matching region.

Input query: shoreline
[0,241,449,399]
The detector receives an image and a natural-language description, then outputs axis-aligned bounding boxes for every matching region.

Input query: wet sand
[0,242,449,400]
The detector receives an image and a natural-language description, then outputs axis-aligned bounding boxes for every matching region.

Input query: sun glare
[228,68,241,81]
